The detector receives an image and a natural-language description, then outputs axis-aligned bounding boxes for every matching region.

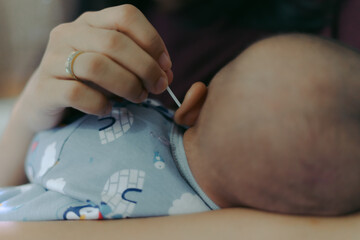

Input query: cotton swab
[166,86,181,107]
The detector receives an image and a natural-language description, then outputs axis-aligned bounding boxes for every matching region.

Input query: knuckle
[117,4,139,19]
[120,4,139,13]
[78,11,94,21]
[102,32,123,51]
[85,55,106,77]
[49,23,68,40]
[114,4,140,26]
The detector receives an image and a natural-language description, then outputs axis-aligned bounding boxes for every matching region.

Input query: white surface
[0,98,16,135]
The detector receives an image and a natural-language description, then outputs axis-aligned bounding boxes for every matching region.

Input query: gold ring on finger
[65,50,84,80]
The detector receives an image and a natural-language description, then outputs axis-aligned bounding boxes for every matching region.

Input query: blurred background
[0,0,79,98]
[0,0,79,132]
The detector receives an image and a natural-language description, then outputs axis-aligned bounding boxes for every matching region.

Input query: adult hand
[16,4,173,132]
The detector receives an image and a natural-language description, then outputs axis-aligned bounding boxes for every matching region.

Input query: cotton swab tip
[166,86,181,107]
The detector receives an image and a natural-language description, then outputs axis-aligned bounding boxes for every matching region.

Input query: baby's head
[175,34,360,216]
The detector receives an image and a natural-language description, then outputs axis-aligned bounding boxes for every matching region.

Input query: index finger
[76,4,172,71]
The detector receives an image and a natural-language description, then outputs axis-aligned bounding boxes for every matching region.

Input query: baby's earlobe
[174,82,207,127]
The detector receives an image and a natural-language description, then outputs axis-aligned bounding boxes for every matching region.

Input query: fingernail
[158,52,172,70]
[165,69,173,85]
[156,76,168,93]
[139,90,148,101]
[103,103,112,115]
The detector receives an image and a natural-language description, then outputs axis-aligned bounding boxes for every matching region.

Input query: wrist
[8,102,37,138]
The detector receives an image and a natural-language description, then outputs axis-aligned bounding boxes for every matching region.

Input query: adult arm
[1,208,359,240]
[0,4,172,187]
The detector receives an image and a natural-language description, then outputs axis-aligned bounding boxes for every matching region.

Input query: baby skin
[179,34,360,216]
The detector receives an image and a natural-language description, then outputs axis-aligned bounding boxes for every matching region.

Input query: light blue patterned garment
[0,100,219,221]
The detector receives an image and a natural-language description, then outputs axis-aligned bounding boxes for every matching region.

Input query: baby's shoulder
[25,100,177,188]
[26,100,175,181]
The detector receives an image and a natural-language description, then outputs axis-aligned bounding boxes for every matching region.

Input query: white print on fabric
[45,178,66,194]
[168,193,209,215]
[98,107,134,144]
[101,169,145,218]
[37,142,57,178]
[153,152,165,170]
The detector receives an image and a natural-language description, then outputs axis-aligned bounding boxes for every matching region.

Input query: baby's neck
[183,128,229,207]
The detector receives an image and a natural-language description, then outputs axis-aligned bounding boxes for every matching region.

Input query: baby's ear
[174,82,207,127]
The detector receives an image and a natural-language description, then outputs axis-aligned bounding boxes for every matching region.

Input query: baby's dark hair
[195,34,360,216]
